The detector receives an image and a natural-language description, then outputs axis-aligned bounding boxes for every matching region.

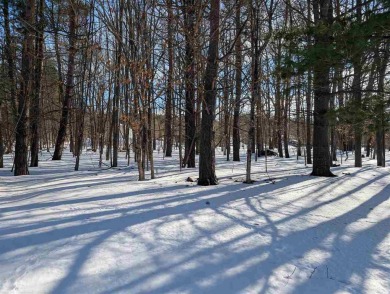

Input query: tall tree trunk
[1,0,14,168]
[352,0,363,168]
[283,83,290,158]
[53,1,77,160]
[3,0,18,123]
[183,0,196,168]
[376,42,389,167]
[222,61,230,161]
[305,0,313,165]
[111,50,120,168]
[330,71,337,163]
[306,71,312,164]
[296,76,302,157]
[245,5,259,183]
[276,40,283,157]
[256,91,263,157]
[311,0,334,177]
[164,0,174,157]
[352,71,362,167]
[30,0,45,167]
[148,104,155,179]
[198,0,220,186]
[112,1,123,168]
[14,0,36,175]
[232,0,242,162]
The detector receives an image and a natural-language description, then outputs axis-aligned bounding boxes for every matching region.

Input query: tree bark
[283,83,290,158]
[53,1,77,160]
[232,0,242,162]
[198,0,220,186]
[306,71,312,164]
[311,0,335,177]
[112,1,123,168]
[296,76,302,157]
[276,40,283,157]
[30,0,45,167]
[14,0,36,175]
[164,0,174,157]
[3,0,18,124]
[376,42,389,167]
[183,0,196,168]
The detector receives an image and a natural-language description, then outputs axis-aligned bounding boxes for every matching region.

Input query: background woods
[0,0,389,181]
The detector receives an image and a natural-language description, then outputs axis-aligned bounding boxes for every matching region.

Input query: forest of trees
[0,0,389,184]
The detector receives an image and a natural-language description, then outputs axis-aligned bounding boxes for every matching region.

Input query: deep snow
[0,148,389,294]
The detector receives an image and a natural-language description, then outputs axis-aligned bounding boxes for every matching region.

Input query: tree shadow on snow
[0,165,389,294]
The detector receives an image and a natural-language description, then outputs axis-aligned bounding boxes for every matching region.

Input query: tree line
[0,0,389,184]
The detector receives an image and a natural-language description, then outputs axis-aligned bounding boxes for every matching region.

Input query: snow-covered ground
[0,148,389,294]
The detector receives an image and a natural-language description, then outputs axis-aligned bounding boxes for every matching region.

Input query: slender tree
[232,0,242,162]
[30,0,45,167]
[164,0,174,157]
[53,0,77,160]
[183,0,196,168]
[14,0,36,175]
[198,0,220,186]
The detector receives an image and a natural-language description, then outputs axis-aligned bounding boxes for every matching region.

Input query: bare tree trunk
[256,74,264,157]
[183,0,196,168]
[3,0,18,124]
[376,42,389,167]
[164,0,174,157]
[148,104,155,179]
[14,0,36,175]
[245,4,262,183]
[352,0,363,168]
[276,40,283,157]
[232,0,242,162]
[112,1,123,168]
[306,70,312,164]
[53,1,77,160]
[283,83,290,158]
[311,0,334,177]
[198,0,220,186]
[296,76,302,157]
[305,0,312,165]
[222,58,230,160]
[30,0,45,167]
[330,71,337,163]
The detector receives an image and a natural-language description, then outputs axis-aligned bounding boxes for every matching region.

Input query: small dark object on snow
[259,149,278,156]
[186,177,195,182]
[331,164,340,167]
[205,201,210,205]
[342,172,351,175]
[361,155,365,158]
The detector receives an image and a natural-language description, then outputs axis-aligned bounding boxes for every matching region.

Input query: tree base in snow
[243,180,256,184]
[310,171,336,177]
[198,177,218,186]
